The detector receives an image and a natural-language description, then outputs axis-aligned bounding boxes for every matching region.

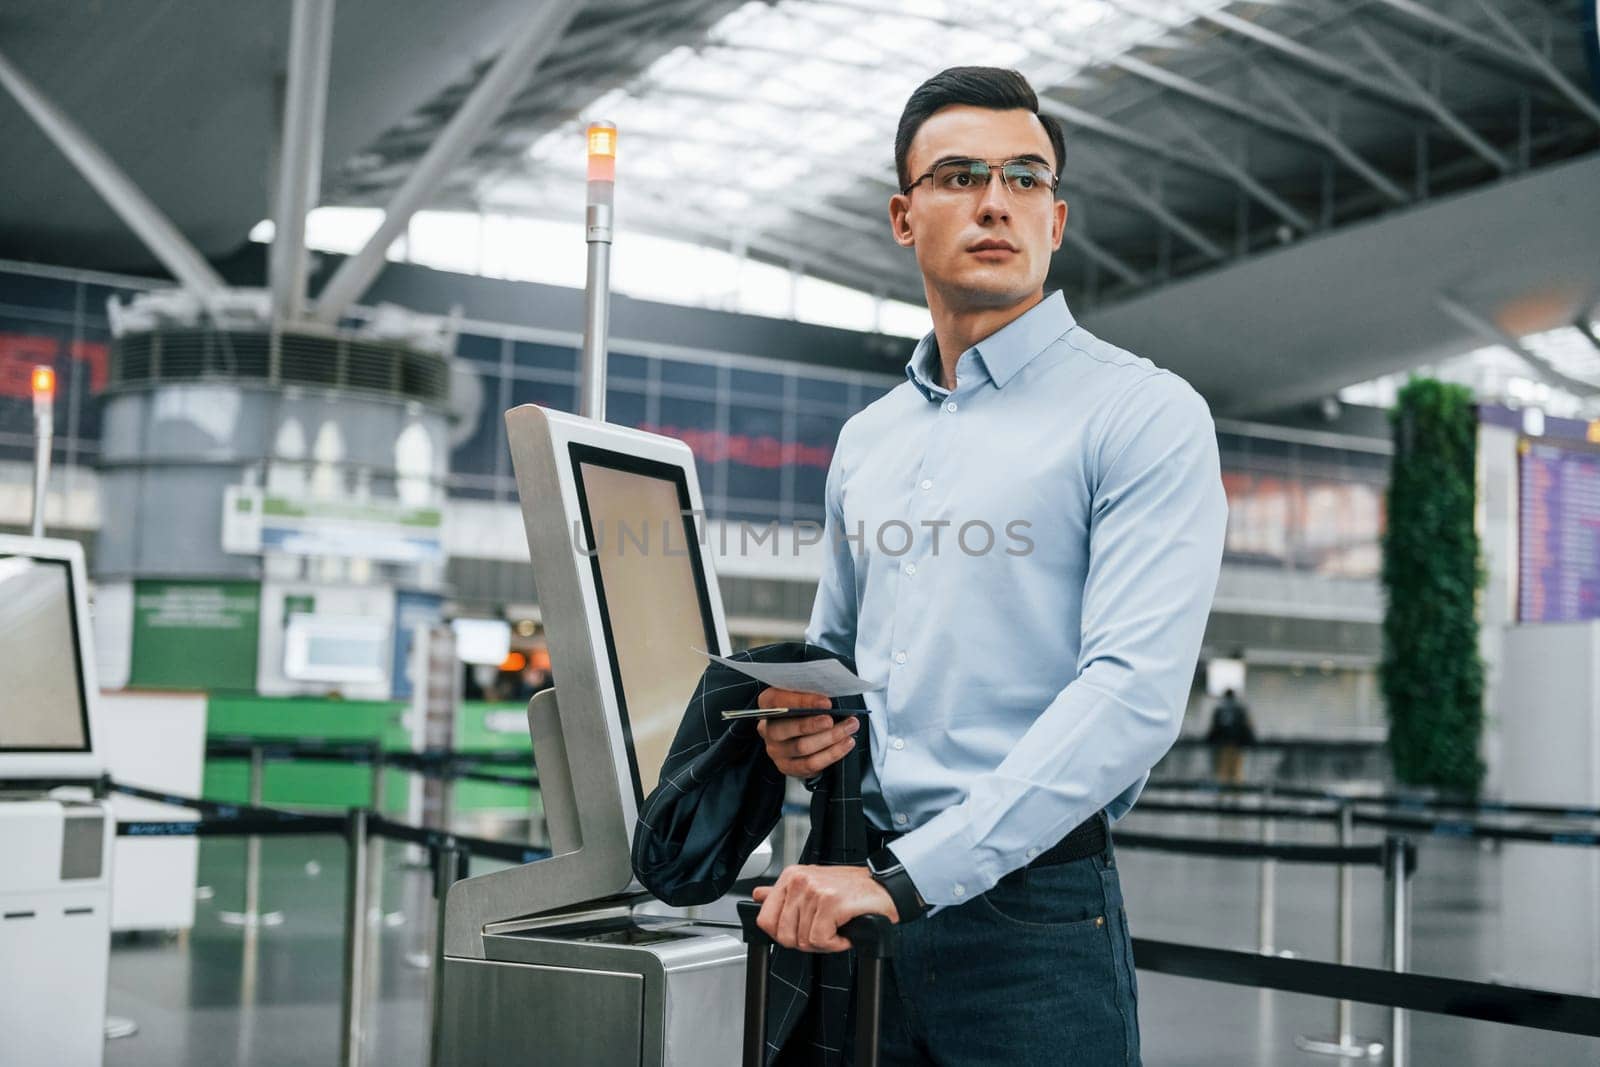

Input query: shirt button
[894,812,909,826]
[903,562,917,576]
[893,651,907,665]
[951,884,965,898]
[891,737,905,751]
[1026,847,1040,859]
[919,479,932,491]
[945,401,958,413]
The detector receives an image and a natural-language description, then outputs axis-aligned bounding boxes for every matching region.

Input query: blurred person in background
[1204,687,1255,785]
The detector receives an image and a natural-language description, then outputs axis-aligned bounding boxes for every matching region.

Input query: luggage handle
[736,898,895,1067]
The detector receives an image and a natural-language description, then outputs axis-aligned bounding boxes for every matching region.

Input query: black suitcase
[736,899,895,1067]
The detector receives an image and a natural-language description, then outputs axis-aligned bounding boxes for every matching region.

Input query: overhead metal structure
[327,0,1600,318]
[1,0,1597,411]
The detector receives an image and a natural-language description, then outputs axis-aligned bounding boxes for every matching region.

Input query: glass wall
[447,326,892,524]
[0,260,1389,576]
[1217,429,1387,580]
[0,263,134,468]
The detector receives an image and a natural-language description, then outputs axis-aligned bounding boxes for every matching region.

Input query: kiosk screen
[571,446,720,805]
[0,555,90,752]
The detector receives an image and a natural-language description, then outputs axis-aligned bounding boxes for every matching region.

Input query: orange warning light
[586,121,617,182]
[31,365,55,398]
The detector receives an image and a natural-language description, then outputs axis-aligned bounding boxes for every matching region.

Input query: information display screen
[1518,439,1600,623]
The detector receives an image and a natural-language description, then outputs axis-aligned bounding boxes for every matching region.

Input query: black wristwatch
[867,846,928,923]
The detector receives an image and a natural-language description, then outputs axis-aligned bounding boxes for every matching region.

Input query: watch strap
[868,846,928,922]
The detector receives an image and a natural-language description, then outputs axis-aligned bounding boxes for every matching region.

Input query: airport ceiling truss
[329,0,1600,314]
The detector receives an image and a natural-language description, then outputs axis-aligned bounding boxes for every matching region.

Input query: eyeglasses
[901,157,1059,198]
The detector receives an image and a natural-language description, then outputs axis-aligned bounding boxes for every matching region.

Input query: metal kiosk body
[0,535,116,1067]
[434,406,774,1066]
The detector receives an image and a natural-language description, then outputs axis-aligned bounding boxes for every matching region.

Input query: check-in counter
[434,407,766,1066]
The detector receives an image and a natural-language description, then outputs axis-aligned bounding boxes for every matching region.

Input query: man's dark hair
[894,66,1066,192]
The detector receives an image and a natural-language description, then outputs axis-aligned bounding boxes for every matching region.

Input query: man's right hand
[754,686,860,778]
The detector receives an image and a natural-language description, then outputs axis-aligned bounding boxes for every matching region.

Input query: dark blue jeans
[856,823,1141,1066]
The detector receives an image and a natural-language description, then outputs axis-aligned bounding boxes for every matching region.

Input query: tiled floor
[102,811,1600,1065]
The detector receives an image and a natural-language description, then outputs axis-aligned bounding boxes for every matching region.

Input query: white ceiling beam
[313,0,585,324]
[1248,64,1411,205]
[0,45,227,305]
[270,0,336,324]
[1197,5,1438,116]
[1060,226,1147,287]
[1348,25,1512,173]
[1040,98,1231,181]
[1154,104,1315,232]
[1436,293,1599,396]
[1110,52,1315,143]
[1469,0,1600,129]
[1074,145,1228,260]
[1363,0,1571,87]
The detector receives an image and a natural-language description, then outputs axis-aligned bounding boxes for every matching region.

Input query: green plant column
[1380,378,1486,793]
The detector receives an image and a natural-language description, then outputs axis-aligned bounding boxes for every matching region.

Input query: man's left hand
[752,865,897,953]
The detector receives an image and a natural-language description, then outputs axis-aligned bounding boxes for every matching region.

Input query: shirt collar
[903,291,1077,402]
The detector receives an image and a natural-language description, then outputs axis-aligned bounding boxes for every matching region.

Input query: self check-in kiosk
[0,534,115,1067]
[433,405,769,1066]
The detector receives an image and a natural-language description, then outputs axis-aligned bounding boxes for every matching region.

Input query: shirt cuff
[881,806,993,908]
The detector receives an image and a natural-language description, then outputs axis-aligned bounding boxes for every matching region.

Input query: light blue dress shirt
[803,290,1227,907]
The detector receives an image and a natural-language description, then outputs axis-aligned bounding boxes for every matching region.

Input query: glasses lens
[933,160,991,190]
[1001,161,1055,194]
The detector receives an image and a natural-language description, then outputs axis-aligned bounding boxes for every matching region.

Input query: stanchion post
[341,809,370,1067]
[362,745,387,1031]
[1336,801,1354,1039]
[426,839,467,1067]
[1257,785,1276,954]
[1384,835,1415,1067]
[438,757,456,837]
[369,744,386,813]
[221,743,285,928]
[1295,800,1384,1058]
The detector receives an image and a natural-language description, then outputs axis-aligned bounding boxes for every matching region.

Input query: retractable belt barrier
[105,777,550,865]
[1148,776,1600,822]
[82,762,1600,1057]
[1112,830,1385,866]
[1131,938,1600,1038]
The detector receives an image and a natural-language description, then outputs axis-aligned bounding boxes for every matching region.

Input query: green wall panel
[130,580,260,691]
[201,696,536,813]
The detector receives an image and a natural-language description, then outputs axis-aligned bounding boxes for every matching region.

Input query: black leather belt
[867,810,1108,870]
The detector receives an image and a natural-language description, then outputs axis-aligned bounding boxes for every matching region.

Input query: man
[750,67,1228,1064]
[1205,688,1256,785]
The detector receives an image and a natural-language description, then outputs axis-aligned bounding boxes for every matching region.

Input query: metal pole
[341,809,370,1067]
[30,367,52,537]
[579,121,616,422]
[1295,801,1383,1058]
[440,764,456,837]
[1337,803,1354,1039]
[362,747,387,1026]
[1256,786,1276,955]
[1385,836,1413,1067]
[370,745,387,813]
[269,0,335,323]
[221,745,285,928]
[742,938,770,1067]
[426,840,466,1067]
